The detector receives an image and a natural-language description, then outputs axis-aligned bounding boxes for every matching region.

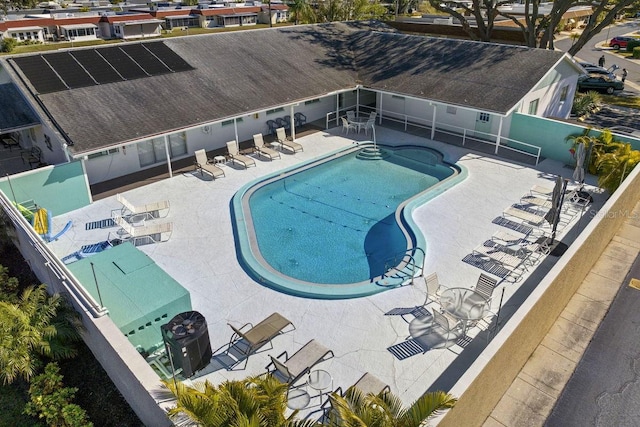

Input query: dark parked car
[609,36,639,50]
[579,64,618,78]
[577,74,624,94]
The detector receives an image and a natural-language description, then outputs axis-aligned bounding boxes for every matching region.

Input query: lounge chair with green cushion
[227,312,294,368]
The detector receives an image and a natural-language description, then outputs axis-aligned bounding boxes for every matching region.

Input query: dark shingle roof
[0,83,39,134]
[350,31,563,113]
[6,21,565,155]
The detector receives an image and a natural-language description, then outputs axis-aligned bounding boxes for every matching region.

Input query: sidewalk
[483,200,640,426]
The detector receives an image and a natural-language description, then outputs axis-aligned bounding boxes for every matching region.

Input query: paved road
[555,20,640,95]
[545,254,640,427]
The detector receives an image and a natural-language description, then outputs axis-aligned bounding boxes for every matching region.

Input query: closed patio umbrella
[572,143,586,184]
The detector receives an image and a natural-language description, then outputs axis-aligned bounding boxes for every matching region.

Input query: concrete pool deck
[47,126,606,418]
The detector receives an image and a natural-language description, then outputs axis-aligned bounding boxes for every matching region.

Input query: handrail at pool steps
[380,247,425,285]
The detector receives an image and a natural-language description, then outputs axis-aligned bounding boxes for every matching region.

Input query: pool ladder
[381,247,425,285]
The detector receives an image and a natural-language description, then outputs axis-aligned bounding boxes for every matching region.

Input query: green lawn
[0,382,41,427]
[602,94,640,110]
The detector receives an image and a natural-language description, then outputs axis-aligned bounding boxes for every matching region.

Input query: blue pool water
[234,144,463,298]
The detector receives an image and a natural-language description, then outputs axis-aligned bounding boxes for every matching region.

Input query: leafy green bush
[1,38,17,53]
[24,363,93,427]
[626,39,640,52]
[634,46,640,59]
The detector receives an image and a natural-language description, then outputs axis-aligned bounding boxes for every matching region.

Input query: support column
[233,118,239,142]
[291,105,296,140]
[431,104,437,140]
[356,88,360,116]
[336,94,340,126]
[378,92,383,124]
[495,116,503,154]
[164,135,173,178]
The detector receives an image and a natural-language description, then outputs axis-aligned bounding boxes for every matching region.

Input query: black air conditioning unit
[161,311,212,378]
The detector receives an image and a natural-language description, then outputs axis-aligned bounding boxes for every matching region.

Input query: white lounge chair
[116,193,170,220]
[503,206,551,227]
[252,133,280,160]
[111,215,173,245]
[194,149,225,179]
[276,127,303,153]
[268,339,333,386]
[226,140,256,168]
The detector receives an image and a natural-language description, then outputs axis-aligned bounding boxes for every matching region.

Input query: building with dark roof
[1,21,583,185]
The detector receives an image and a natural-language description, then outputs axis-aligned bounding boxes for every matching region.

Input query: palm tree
[287,0,316,24]
[595,142,640,194]
[326,388,457,427]
[163,374,319,427]
[0,284,81,384]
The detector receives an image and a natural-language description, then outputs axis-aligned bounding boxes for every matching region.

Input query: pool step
[356,147,390,160]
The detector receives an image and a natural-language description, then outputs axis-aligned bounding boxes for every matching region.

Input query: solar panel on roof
[71,49,123,85]
[43,52,96,89]
[99,47,148,80]
[12,55,67,94]
[143,42,194,72]
[120,44,171,76]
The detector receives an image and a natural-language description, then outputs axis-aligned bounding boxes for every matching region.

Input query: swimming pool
[233,143,466,298]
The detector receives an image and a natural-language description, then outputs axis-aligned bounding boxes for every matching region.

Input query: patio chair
[275,117,289,130]
[110,215,173,246]
[267,339,334,386]
[226,140,256,169]
[341,117,357,135]
[194,149,225,179]
[368,112,377,121]
[472,273,499,306]
[422,272,445,306]
[429,310,464,349]
[252,133,280,160]
[294,112,307,127]
[266,119,278,135]
[346,111,356,122]
[116,193,170,220]
[283,115,292,129]
[362,117,375,136]
[227,312,295,368]
[276,127,303,153]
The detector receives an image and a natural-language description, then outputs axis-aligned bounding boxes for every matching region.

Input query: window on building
[305,99,320,105]
[478,112,490,122]
[560,86,569,102]
[137,133,187,167]
[88,148,120,160]
[528,99,539,115]
[266,107,284,115]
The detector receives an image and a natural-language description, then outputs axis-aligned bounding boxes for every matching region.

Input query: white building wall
[520,59,579,119]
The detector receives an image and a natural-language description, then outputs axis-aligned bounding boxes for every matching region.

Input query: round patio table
[439,287,489,333]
